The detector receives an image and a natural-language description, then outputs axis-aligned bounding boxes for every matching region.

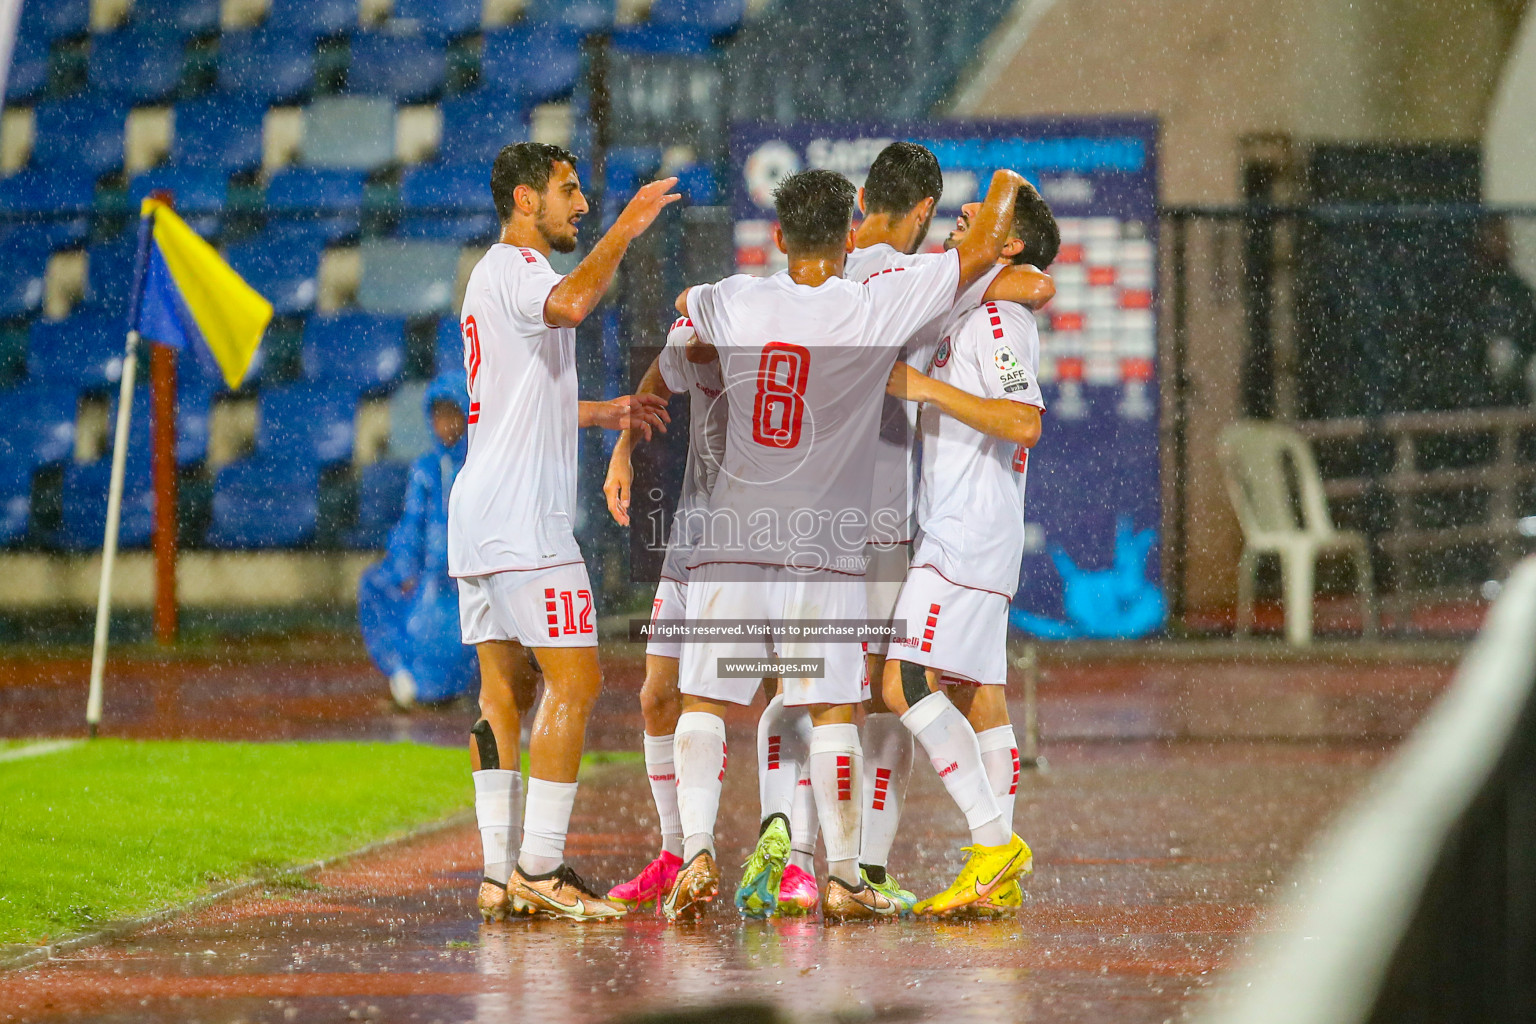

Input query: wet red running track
[0,641,1460,1023]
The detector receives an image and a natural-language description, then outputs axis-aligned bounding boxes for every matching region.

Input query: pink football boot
[607,851,682,911]
[776,862,819,916]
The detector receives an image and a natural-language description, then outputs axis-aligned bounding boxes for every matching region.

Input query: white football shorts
[457,561,598,648]
[886,565,1009,686]
[679,562,867,707]
[863,542,910,657]
[645,577,688,660]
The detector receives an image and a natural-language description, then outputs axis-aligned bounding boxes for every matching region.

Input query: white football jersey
[844,243,1002,543]
[911,299,1044,596]
[655,316,728,583]
[448,244,583,578]
[684,250,961,574]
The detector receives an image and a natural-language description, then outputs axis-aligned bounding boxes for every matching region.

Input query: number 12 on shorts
[544,588,594,638]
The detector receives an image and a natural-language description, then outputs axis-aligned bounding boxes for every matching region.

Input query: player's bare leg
[504,645,625,920]
[609,654,685,909]
[881,659,1029,916]
[858,650,916,910]
[471,641,539,922]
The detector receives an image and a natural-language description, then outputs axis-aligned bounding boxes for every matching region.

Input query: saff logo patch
[994,345,1019,372]
[932,338,952,368]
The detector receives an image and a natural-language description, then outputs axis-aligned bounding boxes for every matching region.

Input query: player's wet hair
[862,142,943,219]
[772,169,857,254]
[1009,184,1060,268]
[491,142,579,222]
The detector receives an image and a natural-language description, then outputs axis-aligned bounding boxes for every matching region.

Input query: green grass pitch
[0,739,471,946]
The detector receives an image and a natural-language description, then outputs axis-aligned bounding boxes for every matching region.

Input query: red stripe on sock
[871,767,891,811]
[1010,748,1020,794]
[767,736,780,770]
[835,754,851,800]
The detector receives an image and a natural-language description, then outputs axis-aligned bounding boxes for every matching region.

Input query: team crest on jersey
[994,345,1019,372]
[932,338,952,368]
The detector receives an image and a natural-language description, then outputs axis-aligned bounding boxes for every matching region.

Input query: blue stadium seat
[28,316,129,390]
[32,98,129,177]
[264,0,357,38]
[0,239,51,319]
[299,96,397,171]
[103,384,211,473]
[357,240,460,316]
[301,312,406,391]
[673,162,718,204]
[79,233,139,318]
[482,25,585,104]
[0,171,95,247]
[133,0,222,37]
[392,0,481,37]
[347,457,409,548]
[0,387,77,466]
[206,455,320,547]
[263,167,366,244]
[128,167,228,236]
[172,96,267,173]
[6,33,52,102]
[435,315,463,375]
[399,162,495,241]
[60,454,154,550]
[609,22,715,55]
[438,91,527,166]
[224,235,323,315]
[0,457,34,545]
[256,383,359,464]
[347,32,446,103]
[18,0,90,42]
[648,0,745,34]
[217,30,314,103]
[524,0,614,32]
[89,29,186,103]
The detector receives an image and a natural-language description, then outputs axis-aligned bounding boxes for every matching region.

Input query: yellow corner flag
[133,198,273,390]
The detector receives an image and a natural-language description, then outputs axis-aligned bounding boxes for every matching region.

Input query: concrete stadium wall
[0,553,377,609]
[957,0,1528,617]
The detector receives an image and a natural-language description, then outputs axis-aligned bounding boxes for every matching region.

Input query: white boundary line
[0,740,83,764]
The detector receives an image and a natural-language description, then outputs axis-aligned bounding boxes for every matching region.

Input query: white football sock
[757,691,810,825]
[643,732,683,858]
[858,711,912,870]
[976,724,1020,833]
[788,770,818,874]
[675,710,727,862]
[809,722,862,884]
[472,769,521,885]
[901,690,1009,847]
[517,777,577,876]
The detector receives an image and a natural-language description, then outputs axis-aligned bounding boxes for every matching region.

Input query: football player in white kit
[453,142,678,922]
[598,314,734,909]
[660,166,1031,922]
[750,142,1056,912]
[881,186,1060,918]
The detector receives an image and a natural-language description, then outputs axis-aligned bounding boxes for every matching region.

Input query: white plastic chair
[1218,421,1378,645]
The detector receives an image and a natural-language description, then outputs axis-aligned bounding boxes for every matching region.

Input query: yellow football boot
[914,834,1032,917]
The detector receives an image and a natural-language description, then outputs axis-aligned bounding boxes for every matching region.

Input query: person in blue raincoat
[358,374,479,708]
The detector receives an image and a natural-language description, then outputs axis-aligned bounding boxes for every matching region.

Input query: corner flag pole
[87,206,156,736]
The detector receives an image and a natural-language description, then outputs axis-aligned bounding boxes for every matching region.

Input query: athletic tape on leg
[471,719,499,771]
[899,659,931,708]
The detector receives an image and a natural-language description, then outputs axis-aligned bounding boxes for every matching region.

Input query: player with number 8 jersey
[660,165,1031,924]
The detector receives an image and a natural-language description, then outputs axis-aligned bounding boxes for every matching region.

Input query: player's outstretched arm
[580,393,670,437]
[983,265,1055,310]
[543,177,682,328]
[887,362,1041,447]
[953,170,1027,292]
[604,357,673,527]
